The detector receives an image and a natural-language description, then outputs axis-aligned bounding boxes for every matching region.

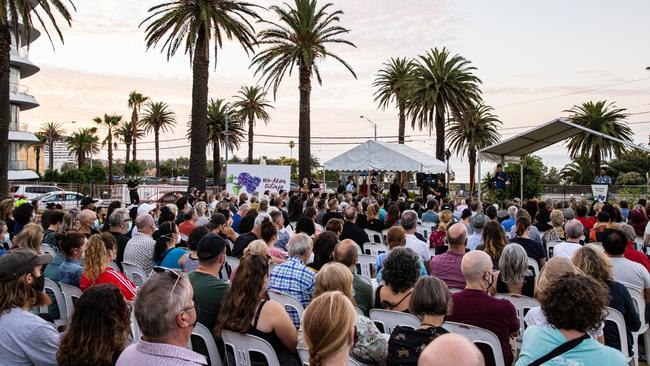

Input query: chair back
[494,293,540,347]
[369,309,421,334]
[109,261,121,272]
[364,243,389,256]
[526,257,540,277]
[130,303,141,344]
[220,329,281,366]
[226,256,240,273]
[623,284,646,325]
[364,229,385,245]
[443,321,506,366]
[58,282,82,320]
[40,243,56,257]
[356,254,377,279]
[545,241,562,258]
[267,290,305,323]
[42,278,67,323]
[190,323,224,366]
[604,307,631,359]
[121,262,148,286]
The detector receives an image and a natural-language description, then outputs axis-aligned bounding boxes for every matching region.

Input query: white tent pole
[520,156,524,200]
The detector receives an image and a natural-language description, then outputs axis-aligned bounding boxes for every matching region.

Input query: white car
[10,185,64,200]
[36,191,102,210]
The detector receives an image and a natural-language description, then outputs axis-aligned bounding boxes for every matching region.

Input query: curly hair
[84,234,115,282]
[57,284,130,366]
[572,244,613,285]
[482,220,508,261]
[437,210,453,232]
[382,247,420,293]
[541,273,608,333]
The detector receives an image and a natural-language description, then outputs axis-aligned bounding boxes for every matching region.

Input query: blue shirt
[495,171,508,189]
[595,175,612,184]
[269,256,316,327]
[232,214,242,233]
[379,208,387,222]
[156,248,188,270]
[59,258,84,287]
[421,211,439,223]
[501,217,516,232]
[516,326,627,366]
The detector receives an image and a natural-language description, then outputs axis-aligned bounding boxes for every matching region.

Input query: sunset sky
[21,0,650,181]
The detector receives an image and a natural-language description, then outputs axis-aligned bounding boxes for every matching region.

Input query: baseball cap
[80,196,98,207]
[137,203,157,216]
[45,202,57,210]
[0,248,53,281]
[205,213,227,229]
[196,233,227,261]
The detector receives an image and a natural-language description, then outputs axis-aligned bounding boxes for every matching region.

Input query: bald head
[419,333,484,366]
[135,213,155,235]
[333,239,358,268]
[461,250,493,283]
[447,223,468,247]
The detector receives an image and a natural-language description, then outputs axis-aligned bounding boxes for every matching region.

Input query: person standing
[370,177,381,199]
[127,178,140,206]
[595,167,613,185]
[390,178,401,203]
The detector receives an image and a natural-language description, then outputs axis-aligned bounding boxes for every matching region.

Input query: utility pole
[224,103,230,180]
[360,116,377,141]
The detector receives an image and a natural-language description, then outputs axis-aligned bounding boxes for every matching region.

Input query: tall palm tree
[38,122,66,171]
[560,156,595,185]
[289,140,295,158]
[0,1,74,198]
[141,101,176,177]
[407,47,482,161]
[372,57,414,144]
[565,101,633,176]
[32,132,47,175]
[127,91,149,162]
[251,0,357,180]
[93,114,122,185]
[141,0,259,191]
[232,85,272,164]
[67,127,100,168]
[447,103,501,194]
[115,120,144,163]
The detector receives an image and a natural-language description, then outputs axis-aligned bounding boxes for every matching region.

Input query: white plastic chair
[428,247,437,258]
[364,243,389,256]
[40,243,56,256]
[545,241,562,258]
[109,261,121,272]
[526,257,540,277]
[364,229,385,245]
[58,282,82,320]
[444,321,506,366]
[604,307,633,365]
[621,283,649,366]
[226,256,240,273]
[121,262,148,286]
[220,329,281,366]
[352,242,363,255]
[369,309,421,334]
[381,229,389,242]
[494,293,540,348]
[42,278,67,328]
[130,304,141,344]
[267,290,305,324]
[190,323,224,366]
[356,254,377,279]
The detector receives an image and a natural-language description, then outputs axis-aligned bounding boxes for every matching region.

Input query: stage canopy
[323,140,446,173]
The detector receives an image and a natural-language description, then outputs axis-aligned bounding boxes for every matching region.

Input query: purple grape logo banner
[226,164,291,195]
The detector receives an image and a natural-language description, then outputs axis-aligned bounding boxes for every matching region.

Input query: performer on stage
[493,164,508,190]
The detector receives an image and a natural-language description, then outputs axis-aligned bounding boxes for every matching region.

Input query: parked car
[10,185,64,200]
[290,182,300,192]
[145,191,188,204]
[36,191,103,210]
[144,176,161,185]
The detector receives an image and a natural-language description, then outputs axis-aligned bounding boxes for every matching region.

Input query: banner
[226,164,291,196]
[591,184,609,202]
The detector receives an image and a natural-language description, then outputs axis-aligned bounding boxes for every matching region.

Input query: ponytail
[153,221,175,264]
[515,216,531,237]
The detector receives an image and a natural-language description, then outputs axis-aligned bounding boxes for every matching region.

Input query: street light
[224,103,231,181]
[359,115,377,141]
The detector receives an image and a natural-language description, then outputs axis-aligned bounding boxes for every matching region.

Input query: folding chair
[267,290,305,324]
[526,258,540,277]
[220,329,281,366]
[121,262,148,286]
[369,309,421,334]
[190,323,224,366]
[604,307,633,365]
[444,321,506,366]
[58,282,82,320]
[356,254,377,279]
[364,243,389,256]
[364,229,385,245]
[42,278,67,328]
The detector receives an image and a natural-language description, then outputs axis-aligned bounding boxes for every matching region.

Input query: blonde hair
[0,198,14,220]
[366,204,380,220]
[84,235,109,282]
[242,239,270,258]
[572,244,612,285]
[61,208,81,232]
[194,201,207,216]
[438,210,453,232]
[313,263,354,301]
[13,223,44,252]
[303,291,356,366]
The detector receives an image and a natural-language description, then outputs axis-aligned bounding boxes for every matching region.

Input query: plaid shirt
[269,256,316,327]
[429,249,466,289]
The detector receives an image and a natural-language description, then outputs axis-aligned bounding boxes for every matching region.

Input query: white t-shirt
[405,234,431,262]
[610,257,650,290]
[524,306,603,339]
[552,241,582,259]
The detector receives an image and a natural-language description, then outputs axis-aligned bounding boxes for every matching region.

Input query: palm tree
[32,132,47,175]
[565,101,633,176]
[127,91,149,162]
[67,127,100,168]
[115,120,144,164]
[407,47,482,161]
[560,156,596,185]
[38,122,66,171]
[289,140,295,158]
[232,85,273,164]
[141,1,259,191]
[141,101,176,177]
[447,103,501,194]
[93,114,122,185]
[372,57,414,144]
[0,1,74,198]
[251,0,357,180]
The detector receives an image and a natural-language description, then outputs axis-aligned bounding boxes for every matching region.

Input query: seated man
[401,210,431,264]
[418,333,484,366]
[429,223,468,289]
[117,269,206,366]
[553,219,584,258]
[447,250,519,366]
[333,239,373,315]
[339,207,370,250]
[268,233,316,327]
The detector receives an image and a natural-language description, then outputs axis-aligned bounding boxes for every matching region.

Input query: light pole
[224,103,231,181]
[360,115,377,141]
[444,148,451,189]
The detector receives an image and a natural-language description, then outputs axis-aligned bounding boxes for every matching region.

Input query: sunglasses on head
[152,266,182,296]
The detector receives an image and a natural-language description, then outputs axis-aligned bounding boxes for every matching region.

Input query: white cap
[137,203,157,216]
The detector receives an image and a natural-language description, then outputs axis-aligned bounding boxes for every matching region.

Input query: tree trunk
[125,143,130,164]
[469,146,476,194]
[48,139,54,172]
[0,27,10,198]
[298,63,312,181]
[154,129,160,177]
[398,102,406,144]
[593,149,601,178]
[131,109,138,162]
[434,107,445,161]
[35,148,40,175]
[78,149,84,168]
[188,30,209,191]
[108,132,113,185]
[213,140,220,180]
[247,113,254,164]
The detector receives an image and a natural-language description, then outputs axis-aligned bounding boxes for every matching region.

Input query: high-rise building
[44,139,76,172]
[8,24,41,180]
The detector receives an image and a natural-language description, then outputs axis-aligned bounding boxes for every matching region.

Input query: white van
[10,185,64,200]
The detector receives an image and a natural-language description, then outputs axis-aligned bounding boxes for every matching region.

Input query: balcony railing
[10,45,29,59]
[10,83,30,94]
[9,122,28,132]
[8,160,27,170]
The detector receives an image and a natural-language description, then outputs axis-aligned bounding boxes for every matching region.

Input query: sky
[20,0,650,182]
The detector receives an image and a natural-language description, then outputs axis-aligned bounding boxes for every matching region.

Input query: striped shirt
[269,256,316,327]
[124,233,156,273]
[117,339,207,366]
[80,267,137,301]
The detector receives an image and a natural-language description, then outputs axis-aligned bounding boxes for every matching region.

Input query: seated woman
[374,248,420,313]
[572,244,640,355]
[216,253,299,365]
[57,284,131,366]
[388,277,451,365]
[298,262,387,365]
[152,221,188,270]
[325,218,344,239]
[179,226,209,272]
[366,203,385,233]
[80,233,136,301]
[509,215,546,268]
[493,243,535,297]
[476,220,508,270]
[516,273,627,366]
[58,232,87,287]
[376,227,427,281]
[542,209,566,245]
[429,210,452,253]
[260,217,286,264]
[308,231,339,272]
[295,216,316,238]
[303,291,357,366]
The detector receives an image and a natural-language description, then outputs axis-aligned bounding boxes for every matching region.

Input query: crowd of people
[1,185,650,366]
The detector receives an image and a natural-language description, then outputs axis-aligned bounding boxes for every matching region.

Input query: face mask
[32,274,45,293]
[306,251,315,265]
[125,221,133,232]
[2,233,9,241]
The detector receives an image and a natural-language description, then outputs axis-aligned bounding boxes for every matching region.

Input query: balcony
[8,123,38,143]
[10,82,38,110]
[8,160,28,170]
[10,46,39,78]
[9,122,28,132]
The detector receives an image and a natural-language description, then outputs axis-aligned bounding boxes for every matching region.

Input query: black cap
[45,202,57,209]
[196,233,227,261]
[80,196,97,207]
[205,213,227,229]
[0,248,52,281]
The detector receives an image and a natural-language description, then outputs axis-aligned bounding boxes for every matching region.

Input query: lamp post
[224,103,231,182]
[360,115,377,141]
[444,148,451,189]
